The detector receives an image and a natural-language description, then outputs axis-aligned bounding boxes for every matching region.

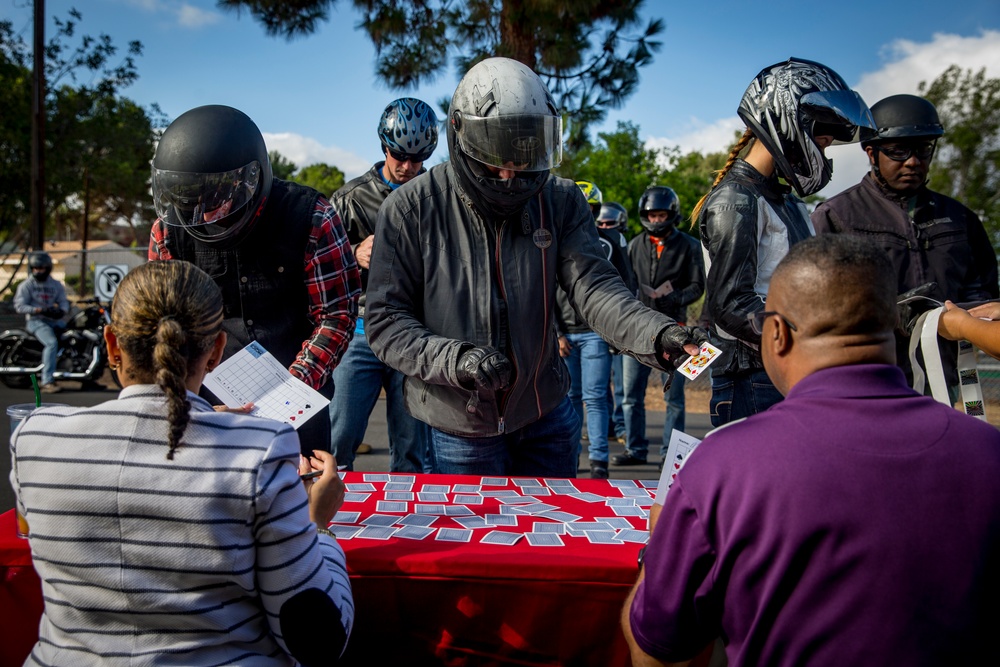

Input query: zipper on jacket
[494,222,515,434]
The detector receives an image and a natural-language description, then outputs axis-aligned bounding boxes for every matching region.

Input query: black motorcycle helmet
[861,94,944,147]
[28,251,53,281]
[448,57,563,218]
[860,94,943,188]
[152,105,273,247]
[638,186,681,236]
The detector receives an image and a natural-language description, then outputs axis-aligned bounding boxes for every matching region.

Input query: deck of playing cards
[676,342,722,381]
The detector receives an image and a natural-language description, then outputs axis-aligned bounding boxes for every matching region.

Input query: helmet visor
[801,90,875,145]
[457,114,563,171]
[153,161,262,227]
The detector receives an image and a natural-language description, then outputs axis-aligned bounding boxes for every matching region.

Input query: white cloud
[646,116,745,160]
[176,4,223,28]
[263,132,371,181]
[122,0,223,28]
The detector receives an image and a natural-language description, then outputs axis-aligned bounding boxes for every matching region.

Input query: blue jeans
[431,397,580,478]
[329,329,430,473]
[709,369,783,427]
[26,318,60,385]
[565,332,612,463]
[609,354,626,439]
[622,355,685,459]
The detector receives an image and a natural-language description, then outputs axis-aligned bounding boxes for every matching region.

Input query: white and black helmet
[378,97,439,163]
[738,58,875,197]
[448,57,563,217]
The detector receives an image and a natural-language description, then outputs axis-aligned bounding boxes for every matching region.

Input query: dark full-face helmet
[597,202,628,230]
[28,251,53,281]
[152,105,273,246]
[448,57,563,218]
[378,97,440,163]
[738,58,875,197]
[576,181,603,218]
[638,186,681,236]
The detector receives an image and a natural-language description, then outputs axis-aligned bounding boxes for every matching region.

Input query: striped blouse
[9,385,353,666]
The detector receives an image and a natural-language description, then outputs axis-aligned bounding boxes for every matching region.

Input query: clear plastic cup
[8,403,68,538]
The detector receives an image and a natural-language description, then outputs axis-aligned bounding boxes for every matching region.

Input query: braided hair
[690,128,755,225]
[109,261,224,460]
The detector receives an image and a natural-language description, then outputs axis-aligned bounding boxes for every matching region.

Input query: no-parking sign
[94,264,129,301]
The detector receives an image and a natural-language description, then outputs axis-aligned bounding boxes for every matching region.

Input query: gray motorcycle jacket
[365,163,679,437]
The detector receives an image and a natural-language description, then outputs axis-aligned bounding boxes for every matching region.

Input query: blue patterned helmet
[378,98,439,163]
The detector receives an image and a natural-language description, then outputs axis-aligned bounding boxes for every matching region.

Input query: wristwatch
[317,527,335,539]
[637,545,647,569]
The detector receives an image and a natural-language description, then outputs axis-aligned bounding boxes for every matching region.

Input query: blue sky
[4,0,999,196]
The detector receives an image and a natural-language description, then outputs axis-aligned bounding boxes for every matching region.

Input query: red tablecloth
[336,473,648,666]
[0,473,651,666]
[0,510,42,667]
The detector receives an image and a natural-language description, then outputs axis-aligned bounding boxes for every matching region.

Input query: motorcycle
[0,297,113,389]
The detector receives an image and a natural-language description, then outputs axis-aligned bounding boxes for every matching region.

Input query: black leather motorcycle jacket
[699,159,813,376]
[628,228,705,325]
[555,226,637,334]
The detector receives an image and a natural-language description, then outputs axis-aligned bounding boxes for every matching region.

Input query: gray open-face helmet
[738,58,875,197]
[447,57,563,218]
[152,105,273,247]
[597,202,628,231]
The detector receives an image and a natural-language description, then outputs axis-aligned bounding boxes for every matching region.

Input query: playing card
[481,530,523,545]
[677,342,722,381]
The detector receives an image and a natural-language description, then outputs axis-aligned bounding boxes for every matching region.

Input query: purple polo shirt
[630,364,1000,666]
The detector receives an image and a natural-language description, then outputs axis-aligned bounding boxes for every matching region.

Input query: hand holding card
[677,342,722,381]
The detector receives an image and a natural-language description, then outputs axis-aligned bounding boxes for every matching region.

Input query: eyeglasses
[876,142,936,162]
[386,148,430,164]
[747,311,798,336]
[596,219,618,228]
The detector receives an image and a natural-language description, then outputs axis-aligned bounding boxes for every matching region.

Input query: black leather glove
[457,346,512,392]
[41,306,63,319]
[657,325,709,368]
[896,282,939,335]
[654,293,679,312]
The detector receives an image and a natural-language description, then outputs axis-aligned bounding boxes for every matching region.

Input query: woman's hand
[300,450,345,527]
[937,300,972,341]
[967,301,1000,321]
[213,402,255,414]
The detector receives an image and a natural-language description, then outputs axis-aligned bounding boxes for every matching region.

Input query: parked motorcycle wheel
[0,339,33,388]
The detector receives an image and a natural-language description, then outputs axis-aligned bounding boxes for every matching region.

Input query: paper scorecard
[203,341,330,429]
[640,279,673,299]
[653,429,702,505]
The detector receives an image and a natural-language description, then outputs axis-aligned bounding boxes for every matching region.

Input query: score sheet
[203,341,329,429]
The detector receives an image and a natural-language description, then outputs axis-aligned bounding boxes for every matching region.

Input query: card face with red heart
[677,342,722,381]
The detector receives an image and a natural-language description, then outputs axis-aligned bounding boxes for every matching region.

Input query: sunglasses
[387,148,431,164]
[876,142,936,162]
[747,311,798,336]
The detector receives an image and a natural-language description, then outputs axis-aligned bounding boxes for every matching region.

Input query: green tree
[291,162,345,197]
[556,121,667,236]
[219,0,662,150]
[918,65,1000,249]
[268,150,297,180]
[0,10,161,245]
